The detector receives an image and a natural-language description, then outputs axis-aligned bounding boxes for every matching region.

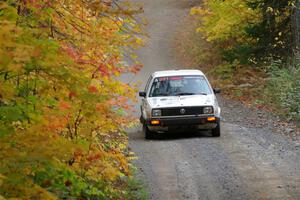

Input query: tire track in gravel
[217,123,295,199]
[221,124,300,199]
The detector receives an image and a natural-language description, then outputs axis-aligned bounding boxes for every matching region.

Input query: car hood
[148,95,215,108]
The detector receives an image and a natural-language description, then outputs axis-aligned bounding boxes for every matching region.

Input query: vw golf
[139,70,221,139]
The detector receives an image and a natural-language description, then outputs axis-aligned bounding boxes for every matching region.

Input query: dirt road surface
[125,0,300,199]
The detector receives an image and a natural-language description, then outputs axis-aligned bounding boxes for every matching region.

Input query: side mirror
[139,91,146,97]
[213,88,221,94]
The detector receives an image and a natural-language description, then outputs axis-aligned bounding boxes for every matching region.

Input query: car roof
[152,69,205,78]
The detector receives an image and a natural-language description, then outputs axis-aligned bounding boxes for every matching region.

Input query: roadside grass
[125,176,148,200]
[264,63,300,123]
[173,15,300,127]
[124,165,149,200]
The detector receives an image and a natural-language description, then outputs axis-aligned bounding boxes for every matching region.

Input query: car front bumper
[146,116,219,132]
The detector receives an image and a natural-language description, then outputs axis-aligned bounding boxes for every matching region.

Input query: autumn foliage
[191,0,297,64]
[189,0,299,121]
[0,0,144,199]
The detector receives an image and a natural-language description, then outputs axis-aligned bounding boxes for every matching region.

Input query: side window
[144,76,152,93]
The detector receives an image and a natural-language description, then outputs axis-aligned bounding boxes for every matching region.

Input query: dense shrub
[0,0,145,199]
[265,61,300,121]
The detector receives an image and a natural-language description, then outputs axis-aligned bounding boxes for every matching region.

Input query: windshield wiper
[153,92,170,97]
[176,92,196,96]
[176,92,207,96]
[196,92,207,95]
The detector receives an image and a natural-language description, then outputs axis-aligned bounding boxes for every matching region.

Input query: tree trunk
[292,2,300,63]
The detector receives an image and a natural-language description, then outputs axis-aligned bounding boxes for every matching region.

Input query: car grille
[161,106,210,116]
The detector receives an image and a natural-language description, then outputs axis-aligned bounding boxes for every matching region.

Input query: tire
[212,120,221,137]
[143,124,154,139]
[140,115,145,124]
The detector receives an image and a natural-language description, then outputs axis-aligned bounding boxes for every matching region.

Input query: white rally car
[139,70,221,139]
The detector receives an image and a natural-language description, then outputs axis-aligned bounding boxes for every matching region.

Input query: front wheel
[143,124,154,139]
[212,120,221,137]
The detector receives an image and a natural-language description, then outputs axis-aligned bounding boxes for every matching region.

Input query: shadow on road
[130,128,214,141]
[152,130,213,140]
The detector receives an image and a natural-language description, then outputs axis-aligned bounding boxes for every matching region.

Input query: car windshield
[149,75,212,97]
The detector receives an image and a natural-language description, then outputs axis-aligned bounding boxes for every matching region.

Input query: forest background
[177,0,300,125]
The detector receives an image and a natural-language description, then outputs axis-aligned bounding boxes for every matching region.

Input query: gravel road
[127,0,300,199]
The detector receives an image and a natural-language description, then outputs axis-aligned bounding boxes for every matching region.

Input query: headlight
[152,109,162,117]
[203,106,213,114]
